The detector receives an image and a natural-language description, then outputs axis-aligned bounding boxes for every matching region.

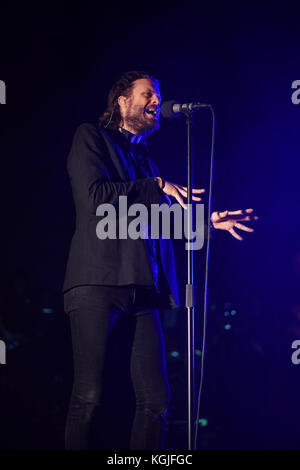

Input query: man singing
[63,70,257,450]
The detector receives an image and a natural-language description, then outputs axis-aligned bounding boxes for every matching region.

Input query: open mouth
[144,108,159,118]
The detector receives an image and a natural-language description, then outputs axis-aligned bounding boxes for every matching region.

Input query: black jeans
[64,285,170,450]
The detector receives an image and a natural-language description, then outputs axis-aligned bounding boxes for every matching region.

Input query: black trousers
[64,285,170,450]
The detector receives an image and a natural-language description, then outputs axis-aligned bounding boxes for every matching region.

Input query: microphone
[161,99,209,118]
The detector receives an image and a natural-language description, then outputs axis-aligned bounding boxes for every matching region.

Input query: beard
[124,104,160,137]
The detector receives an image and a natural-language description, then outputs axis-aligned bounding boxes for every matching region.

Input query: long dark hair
[98,70,159,130]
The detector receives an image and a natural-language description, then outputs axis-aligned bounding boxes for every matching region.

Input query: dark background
[0,0,299,450]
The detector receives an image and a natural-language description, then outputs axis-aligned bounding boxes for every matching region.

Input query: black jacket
[63,123,179,308]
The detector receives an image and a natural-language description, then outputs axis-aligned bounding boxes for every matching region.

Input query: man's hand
[210,208,258,241]
[155,177,205,209]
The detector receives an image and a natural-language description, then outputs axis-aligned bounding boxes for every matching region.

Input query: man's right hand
[155,177,205,210]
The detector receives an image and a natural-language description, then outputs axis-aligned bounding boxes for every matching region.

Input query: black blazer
[63,123,179,308]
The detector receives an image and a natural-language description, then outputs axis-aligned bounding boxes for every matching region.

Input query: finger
[219,210,228,218]
[235,215,259,222]
[173,191,187,210]
[177,186,205,194]
[227,208,254,216]
[176,186,190,197]
[235,223,254,233]
[170,186,187,208]
[175,186,202,201]
[229,228,243,241]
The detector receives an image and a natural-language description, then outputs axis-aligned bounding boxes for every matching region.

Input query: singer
[63,70,258,450]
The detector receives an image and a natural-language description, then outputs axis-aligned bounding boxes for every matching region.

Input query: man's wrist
[155,177,165,190]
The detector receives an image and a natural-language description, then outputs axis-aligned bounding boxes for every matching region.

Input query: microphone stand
[184,109,195,450]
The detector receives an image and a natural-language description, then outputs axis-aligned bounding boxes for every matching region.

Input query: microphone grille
[161,100,178,119]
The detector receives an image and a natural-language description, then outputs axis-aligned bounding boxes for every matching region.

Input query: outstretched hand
[155,177,205,209]
[210,208,258,241]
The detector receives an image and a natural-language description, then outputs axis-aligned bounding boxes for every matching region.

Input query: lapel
[98,128,135,181]
[146,158,158,177]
